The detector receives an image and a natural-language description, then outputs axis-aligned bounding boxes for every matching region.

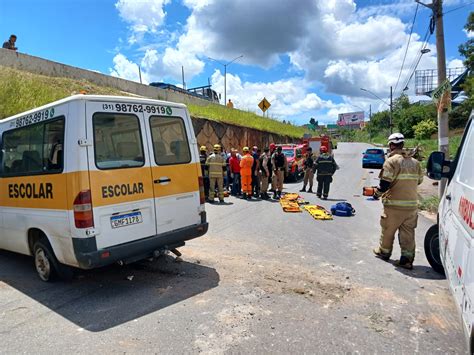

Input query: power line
[444,1,474,15]
[394,3,420,94]
[398,16,433,97]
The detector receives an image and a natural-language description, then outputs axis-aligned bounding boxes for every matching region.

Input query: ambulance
[425,112,474,352]
[0,95,208,281]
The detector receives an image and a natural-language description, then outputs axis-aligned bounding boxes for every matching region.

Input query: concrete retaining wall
[192,117,293,151]
[0,49,211,106]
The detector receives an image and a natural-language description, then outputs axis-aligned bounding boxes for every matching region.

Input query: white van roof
[1,94,188,124]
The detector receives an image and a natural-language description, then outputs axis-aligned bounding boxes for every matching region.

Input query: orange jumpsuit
[240,153,254,195]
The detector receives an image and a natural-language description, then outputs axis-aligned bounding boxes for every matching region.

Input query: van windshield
[93,113,145,169]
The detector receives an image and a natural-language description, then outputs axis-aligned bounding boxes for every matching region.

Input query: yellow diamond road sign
[258,97,271,113]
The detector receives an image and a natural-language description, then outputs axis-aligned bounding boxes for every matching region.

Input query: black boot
[395,256,413,270]
[273,192,278,199]
[242,193,247,199]
[308,187,313,193]
[299,186,306,192]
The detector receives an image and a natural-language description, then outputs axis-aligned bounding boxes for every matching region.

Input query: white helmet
[388,133,405,144]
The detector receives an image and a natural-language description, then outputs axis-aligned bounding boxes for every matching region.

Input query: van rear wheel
[33,239,73,282]
[424,224,445,275]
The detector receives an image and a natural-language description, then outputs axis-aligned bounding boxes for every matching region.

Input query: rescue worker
[206,144,226,203]
[229,148,241,196]
[199,145,210,199]
[372,133,424,270]
[271,146,287,199]
[300,147,314,193]
[269,143,277,194]
[313,146,338,199]
[240,147,254,199]
[251,146,260,197]
[259,147,271,199]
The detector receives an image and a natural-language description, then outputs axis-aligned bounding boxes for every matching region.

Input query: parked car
[425,112,473,352]
[277,144,306,182]
[362,148,385,169]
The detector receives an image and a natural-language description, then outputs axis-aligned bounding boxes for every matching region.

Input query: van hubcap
[35,248,51,281]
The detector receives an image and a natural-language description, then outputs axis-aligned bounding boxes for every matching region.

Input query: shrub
[414,119,437,140]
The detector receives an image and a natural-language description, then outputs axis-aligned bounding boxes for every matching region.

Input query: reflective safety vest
[206,153,226,178]
[314,153,337,176]
[379,149,424,210]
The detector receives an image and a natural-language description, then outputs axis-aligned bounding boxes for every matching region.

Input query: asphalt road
[0,143,465,354]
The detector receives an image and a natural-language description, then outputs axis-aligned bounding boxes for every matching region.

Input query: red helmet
[320,146,328,153]
[269,143,276,150]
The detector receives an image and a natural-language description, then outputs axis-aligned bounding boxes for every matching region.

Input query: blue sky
[1,0,472,125]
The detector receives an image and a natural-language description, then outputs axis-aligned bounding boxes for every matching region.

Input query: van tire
[424,224,445,275]
[33,238,74,282]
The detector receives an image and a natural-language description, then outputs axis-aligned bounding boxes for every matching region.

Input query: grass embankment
[0,66,126,119]
[188,104,306,138]
[0,66,306,138]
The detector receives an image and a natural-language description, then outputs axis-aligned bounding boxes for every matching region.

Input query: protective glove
[373,189,382,200]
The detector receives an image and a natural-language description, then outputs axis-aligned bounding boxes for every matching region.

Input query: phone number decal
[102,103,173,115]
[14,108,56,128]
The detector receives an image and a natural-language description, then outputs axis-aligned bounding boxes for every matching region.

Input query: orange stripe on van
[0,163,200,210]
[0,174,69,210]
[151,163,200,197]
[89,167,154,207]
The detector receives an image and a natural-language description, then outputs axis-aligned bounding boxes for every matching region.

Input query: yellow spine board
[303,205,333,220]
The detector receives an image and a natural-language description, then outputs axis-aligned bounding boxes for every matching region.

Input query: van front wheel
[424,224,445,275]
[33,239,73,282]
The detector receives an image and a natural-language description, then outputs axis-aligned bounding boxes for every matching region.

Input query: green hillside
[0,66,305,138]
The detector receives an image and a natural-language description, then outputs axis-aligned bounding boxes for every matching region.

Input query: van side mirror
[426,151,450,180]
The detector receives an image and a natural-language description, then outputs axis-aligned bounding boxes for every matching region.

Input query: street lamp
[208,55,243,105]
[360,87,393,134]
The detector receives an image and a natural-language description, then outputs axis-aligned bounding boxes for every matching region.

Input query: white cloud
[209,71,332,119]
[464,29,474,38]
[110,54,149,83]
[111,0,467,123]
[115,0,171,43]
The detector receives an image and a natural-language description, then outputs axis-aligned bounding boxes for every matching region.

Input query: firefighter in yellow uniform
[206,144,226,203]
[373,133,424,270]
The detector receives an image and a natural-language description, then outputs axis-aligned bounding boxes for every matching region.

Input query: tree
[451,11,474,129]
[459,12,474,72]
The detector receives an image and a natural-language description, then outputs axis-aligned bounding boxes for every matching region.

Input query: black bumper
[72,216,208,269]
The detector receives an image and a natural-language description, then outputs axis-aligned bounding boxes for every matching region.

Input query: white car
[425,112,474,353]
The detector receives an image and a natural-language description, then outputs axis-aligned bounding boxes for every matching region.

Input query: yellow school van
[0,95,208,281]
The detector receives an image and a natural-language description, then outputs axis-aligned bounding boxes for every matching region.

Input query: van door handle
[154,178,171,184]
[445,193,451,201]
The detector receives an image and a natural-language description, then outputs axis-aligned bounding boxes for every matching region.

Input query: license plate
[111,211,143,229]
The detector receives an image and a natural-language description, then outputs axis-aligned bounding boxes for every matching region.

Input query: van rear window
[93,113,145,170]
[149,116,191,165]
[1,117,65,176]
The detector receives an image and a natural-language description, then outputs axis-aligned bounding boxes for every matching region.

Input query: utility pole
[416,0,449,196]
[390,86,393,134]
[182,66,185,89]
[138,66,142,84]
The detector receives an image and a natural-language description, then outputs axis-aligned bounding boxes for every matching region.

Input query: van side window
[457,124,474,187]
[1,117,65,176]
[149,116,191,165]
[93,113,145,170]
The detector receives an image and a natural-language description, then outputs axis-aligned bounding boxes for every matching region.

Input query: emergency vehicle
[0,95,208,281]
[425,112,474,352]
[302,135,336,156]
[276,143,306,181]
